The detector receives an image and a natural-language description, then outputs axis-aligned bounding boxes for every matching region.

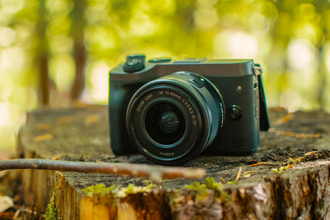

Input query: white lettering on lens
[144,94,153,101]
[169,92,181,100]
[137,100,145,112]
[159,91,164,95]
[160,152,174,156]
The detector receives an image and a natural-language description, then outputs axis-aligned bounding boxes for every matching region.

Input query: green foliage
[142,180,158,189]
[3,0,330,154]
[227,180,238,185]
[185,181,207,191]
[205,177,223,190]
[271,167,286,174]
[185,177,228,203]
[185,177,224,191]
[44,190,57,220]
[82,184,114,197]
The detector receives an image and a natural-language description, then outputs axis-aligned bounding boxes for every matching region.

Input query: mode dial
[123,54,145,73]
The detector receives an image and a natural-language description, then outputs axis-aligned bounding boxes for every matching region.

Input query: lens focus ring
[126,72,224,165]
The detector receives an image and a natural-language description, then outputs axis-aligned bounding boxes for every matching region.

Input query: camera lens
[126,71,225,165]
[146,103,185,145]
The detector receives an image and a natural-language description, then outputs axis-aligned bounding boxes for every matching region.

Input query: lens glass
[145,102,185,145]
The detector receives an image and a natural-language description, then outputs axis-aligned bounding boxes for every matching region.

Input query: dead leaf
[58,116,73,124]
[236,167,242,180]
[305,151,318,156]
[275,113,293,126]
[293,151,318,162]
[0,195,13,213]
[243,171,257,178]
[220,178,226,183]
[276,131,320,138]
[56,172,64,189]
[249,162,274,167]
[84,115,100,125]
[35,124,50,130]
[33,134,53,142]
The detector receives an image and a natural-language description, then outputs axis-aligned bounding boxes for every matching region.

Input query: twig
[276,113,293,125]
[236,167,242,180]
[0,159,205,183]
[276,131,320,138]
[249,162,274,167]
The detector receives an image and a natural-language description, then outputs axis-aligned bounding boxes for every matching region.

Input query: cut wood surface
[18,105,330,220]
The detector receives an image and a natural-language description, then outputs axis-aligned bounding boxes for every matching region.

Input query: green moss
[44,189,57,220]
[271,166,289,174]
[82,184,115,197]
[185,177,224,191]
[220,191,230,204]
[185,181,207,191]
[205,177,223,190]
[143,180,158,189]
[185,178,228,203]
[227,180,238,185]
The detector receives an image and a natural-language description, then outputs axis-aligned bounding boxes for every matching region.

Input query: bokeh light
[1,0,330,154]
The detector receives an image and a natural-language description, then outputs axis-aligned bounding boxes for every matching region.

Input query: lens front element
[146,102,185,145]
[126,71,225,165]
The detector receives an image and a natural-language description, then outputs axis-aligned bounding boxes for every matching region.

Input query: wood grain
[19,106,330,219]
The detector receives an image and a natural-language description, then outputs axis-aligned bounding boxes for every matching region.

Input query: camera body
[109,55,269,165]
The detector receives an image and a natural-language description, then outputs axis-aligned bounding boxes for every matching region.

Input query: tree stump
[18,105,330,220]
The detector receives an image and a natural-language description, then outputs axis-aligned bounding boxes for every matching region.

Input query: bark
[19,106,330,219]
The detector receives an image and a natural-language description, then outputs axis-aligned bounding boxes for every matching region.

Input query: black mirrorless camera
[109,54,270,165]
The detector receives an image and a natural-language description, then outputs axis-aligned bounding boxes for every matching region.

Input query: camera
[109,54,270,165]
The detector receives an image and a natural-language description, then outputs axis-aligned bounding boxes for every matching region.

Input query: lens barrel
[126,71,225,165]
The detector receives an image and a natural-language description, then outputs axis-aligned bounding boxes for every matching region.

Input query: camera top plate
[111,54,256,82]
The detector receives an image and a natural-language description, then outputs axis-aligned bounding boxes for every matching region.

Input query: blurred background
[0,0,330,154]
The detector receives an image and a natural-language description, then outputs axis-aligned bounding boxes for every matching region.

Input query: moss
[205,177,223,190]
[227,180,238,185]
[185,181,207,191]
[185,177,224,191]
[184,178,229,203]
[143,180,158,189]
[271,165,289,174]
[82,184,115,197]
[44,189,57,220]
[220,191,230,204]
[125,184,141,194]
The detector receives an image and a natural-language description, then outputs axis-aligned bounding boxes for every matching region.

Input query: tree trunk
[70,0,86,101]
[18,106,330,219]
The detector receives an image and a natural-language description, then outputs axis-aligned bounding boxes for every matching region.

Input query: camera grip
[109,86,137,155]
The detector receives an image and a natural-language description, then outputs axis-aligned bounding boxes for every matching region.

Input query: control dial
[123,54,145,73]
[228,105,242,120]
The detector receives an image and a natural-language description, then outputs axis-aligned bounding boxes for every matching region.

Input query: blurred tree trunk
[37,0,49,106]
[70,0,87,101]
